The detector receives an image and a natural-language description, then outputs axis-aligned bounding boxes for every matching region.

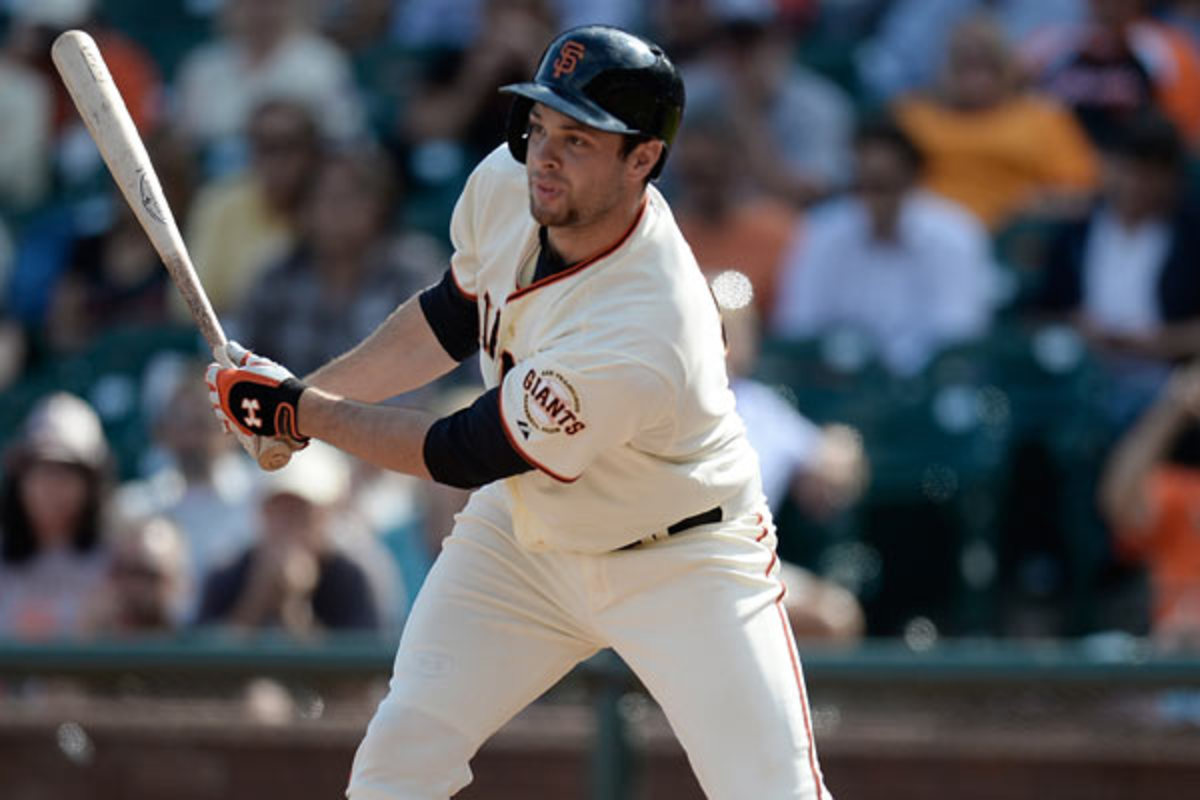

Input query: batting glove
[206,343,310,442]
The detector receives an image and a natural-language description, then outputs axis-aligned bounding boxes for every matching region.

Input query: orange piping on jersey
[507,197,648,302]
[497,386,580,484]
[449,266,477,301]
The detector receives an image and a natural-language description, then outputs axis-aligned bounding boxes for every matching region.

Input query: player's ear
[627,139,664,183]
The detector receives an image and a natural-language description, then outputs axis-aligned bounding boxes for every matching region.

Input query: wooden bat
[51,29,294,471]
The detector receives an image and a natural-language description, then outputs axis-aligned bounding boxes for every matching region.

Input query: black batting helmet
[500,25,685,179]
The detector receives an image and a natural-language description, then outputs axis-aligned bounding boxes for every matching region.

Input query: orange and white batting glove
[206,342,310,443]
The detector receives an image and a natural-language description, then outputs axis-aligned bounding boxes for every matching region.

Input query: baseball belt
[617,506,723,551]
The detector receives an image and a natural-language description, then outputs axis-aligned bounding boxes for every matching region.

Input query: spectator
[402,0,554,169]
[717,276,867,643]
[856,0,1086,102]
[195,443,380,635]
[324,0,399,54]
[185,99,321,318]
[646,0,721,65]
[720,278,868,519]
[232,149,445,376]
[0,393,113,640]
[669,112,800,318]
[0,42,51,212]
[41,193,170,355]
[1024,0,1200,146]
[26,129,195,355]
[116,359,259,620]
[1099,361,1200,648]
[391,0,634,49]
[0,311,29,394]
[894,17,1099,230]
[83,515,189,637]
[1034,112,1200,425]
[779,561,867,643]
[175,0,365,169]
[685,14,855,204]
[5,0,163,135]
[4,0,163,198]
[772,116,998,375]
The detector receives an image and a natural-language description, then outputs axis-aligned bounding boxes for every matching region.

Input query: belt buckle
[643,529,671,546]
[620,527,670,552]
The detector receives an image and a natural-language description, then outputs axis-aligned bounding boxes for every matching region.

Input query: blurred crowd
[2,0,1200,650]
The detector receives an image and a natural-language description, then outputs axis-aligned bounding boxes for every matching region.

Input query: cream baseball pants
[346,484,830,799]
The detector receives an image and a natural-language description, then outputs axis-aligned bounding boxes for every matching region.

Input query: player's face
[524,104,636,229]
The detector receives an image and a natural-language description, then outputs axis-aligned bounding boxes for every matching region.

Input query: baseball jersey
[447,145,762,553]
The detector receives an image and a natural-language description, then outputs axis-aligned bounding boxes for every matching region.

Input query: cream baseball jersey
[448,146,762,553]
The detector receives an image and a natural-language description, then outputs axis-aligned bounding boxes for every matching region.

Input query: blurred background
[2,0,1200,797]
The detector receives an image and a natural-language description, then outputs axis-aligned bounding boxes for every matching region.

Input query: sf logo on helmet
[553,41,586,78]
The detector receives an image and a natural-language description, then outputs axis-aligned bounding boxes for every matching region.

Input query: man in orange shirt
[1100,361,1200,649]
[895,18,1098,230]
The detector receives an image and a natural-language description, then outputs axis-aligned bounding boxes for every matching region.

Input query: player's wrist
[279,377,311,440]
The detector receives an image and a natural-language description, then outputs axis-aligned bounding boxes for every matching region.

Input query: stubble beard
[528,181,623,230]
[530,197,579,227]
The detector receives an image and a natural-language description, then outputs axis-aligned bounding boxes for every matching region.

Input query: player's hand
[206,342,310,441]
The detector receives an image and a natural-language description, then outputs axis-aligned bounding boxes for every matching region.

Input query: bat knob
[258,442,294,472]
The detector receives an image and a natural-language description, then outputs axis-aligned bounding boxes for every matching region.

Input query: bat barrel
[51,29,226,352]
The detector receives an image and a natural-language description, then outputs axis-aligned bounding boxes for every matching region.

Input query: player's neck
[546,193,646,265]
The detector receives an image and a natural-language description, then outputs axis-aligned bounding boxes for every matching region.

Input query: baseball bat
[51,29,293,471]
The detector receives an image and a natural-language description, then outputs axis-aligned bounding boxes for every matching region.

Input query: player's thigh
[378,488,598,742]
[602,536,828,799]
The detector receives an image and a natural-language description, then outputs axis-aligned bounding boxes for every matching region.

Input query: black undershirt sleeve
[423,387,535,488]
[418,269,480,361]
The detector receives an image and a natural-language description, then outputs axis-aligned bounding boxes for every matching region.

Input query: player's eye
[568,136,589,148]
[528,122,545,138]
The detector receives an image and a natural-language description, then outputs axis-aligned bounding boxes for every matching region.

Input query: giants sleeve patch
[519,368,586,438]
[498,349,672,482]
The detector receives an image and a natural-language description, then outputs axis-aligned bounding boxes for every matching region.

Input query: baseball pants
[346,483,830,799]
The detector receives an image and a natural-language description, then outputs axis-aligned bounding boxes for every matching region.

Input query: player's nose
[529,135,562,169]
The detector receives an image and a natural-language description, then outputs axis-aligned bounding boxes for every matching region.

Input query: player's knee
[346,704,475,800]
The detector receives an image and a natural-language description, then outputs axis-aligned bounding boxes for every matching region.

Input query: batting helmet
[500,25,685,179]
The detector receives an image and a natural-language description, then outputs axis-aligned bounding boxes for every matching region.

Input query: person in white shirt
[206,25,831,799]
[772,115,998,376]
[175,0,365,169]
[1036,111,1200,427]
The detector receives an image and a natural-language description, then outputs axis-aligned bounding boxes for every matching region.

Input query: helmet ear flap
[505,97,534,164]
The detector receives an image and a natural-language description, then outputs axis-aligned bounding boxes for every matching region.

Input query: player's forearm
[305,296,459,403]
[298,387,436,479]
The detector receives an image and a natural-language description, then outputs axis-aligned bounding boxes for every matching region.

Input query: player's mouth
[532,177,566,204]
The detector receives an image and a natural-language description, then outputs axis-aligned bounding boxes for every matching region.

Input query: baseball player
[207,25,831,799]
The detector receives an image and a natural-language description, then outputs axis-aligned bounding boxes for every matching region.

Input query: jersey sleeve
[496,348,674,482]
[419,269,479,361]
[423,387,534,488]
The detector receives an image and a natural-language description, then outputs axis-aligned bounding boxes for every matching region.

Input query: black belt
[618,506,723,551]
